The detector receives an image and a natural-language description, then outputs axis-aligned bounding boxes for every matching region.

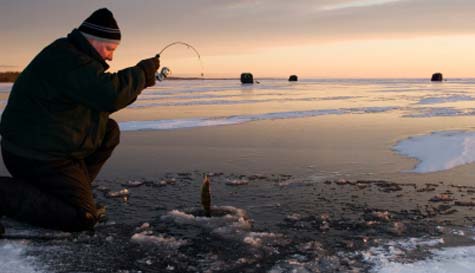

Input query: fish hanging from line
[201,174,211,217]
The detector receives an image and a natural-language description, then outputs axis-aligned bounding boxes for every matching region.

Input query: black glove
[137,55,160,87]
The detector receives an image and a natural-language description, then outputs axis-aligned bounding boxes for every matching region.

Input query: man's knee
[105,119,120,148]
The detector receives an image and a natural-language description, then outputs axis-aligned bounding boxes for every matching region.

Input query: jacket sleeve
[63,60,148,113]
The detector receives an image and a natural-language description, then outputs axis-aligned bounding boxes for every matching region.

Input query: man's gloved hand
[137,55,160,87]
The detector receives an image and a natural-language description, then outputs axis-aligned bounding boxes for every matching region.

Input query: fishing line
[157,41,204,79]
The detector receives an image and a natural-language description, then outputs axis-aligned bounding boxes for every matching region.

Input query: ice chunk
[131,231,187,249]
[106,189,129,198]
[0,241,44,273]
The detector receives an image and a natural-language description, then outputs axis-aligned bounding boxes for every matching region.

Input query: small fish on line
[201,174,211,217]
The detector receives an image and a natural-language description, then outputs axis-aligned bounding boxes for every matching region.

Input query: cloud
[310,0,475,38]
[139,0,475,54]
[321,0,407,11]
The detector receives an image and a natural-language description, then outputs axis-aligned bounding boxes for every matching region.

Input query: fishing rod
[155,41,204,81]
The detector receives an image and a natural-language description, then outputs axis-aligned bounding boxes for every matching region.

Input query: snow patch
[394,131,475,173]
[364,238,475,273]
[0,241,44,273]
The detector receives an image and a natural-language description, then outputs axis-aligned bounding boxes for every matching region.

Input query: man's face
[90,40,118,61]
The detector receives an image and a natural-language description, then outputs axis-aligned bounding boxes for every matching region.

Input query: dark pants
[0,119,120,232]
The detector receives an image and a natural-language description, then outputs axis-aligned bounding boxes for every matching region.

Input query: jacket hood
[67,29,110,70]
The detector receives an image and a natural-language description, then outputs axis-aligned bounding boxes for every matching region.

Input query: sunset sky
[1,0,475,78]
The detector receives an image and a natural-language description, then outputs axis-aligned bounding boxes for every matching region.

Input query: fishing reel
[154,53,171,81]
[156,67,171,81]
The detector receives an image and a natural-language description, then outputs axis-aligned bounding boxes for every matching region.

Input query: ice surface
[394,131,475,173]
[416,95,475,105]
[130,95,358,108]
[119,106,398,131]
[5,79,475,132]
[403,107,475,118]
[225,178,249,186]
[2,79,475,271]
[0,82,12,93]
[0,241,43,273]
[365,238,475,273]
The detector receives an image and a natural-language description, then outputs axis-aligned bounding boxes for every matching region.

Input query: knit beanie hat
[78,8,121,43]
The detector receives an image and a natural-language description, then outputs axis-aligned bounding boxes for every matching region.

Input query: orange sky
[2,0,475,78]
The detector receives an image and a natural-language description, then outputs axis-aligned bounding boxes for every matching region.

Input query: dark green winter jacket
[0,29,148,160]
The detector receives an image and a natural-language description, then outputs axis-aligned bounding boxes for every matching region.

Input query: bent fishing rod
[155,41,204,81]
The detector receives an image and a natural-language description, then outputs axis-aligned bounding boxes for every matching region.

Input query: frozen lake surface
[2,79,475,272]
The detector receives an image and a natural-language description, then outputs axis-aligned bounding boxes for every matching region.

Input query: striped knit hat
[78,8,121,43]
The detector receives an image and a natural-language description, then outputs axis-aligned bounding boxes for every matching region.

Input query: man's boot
[95,203,107,223]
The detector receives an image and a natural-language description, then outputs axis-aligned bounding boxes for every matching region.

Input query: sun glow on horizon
[108,35,475,79]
